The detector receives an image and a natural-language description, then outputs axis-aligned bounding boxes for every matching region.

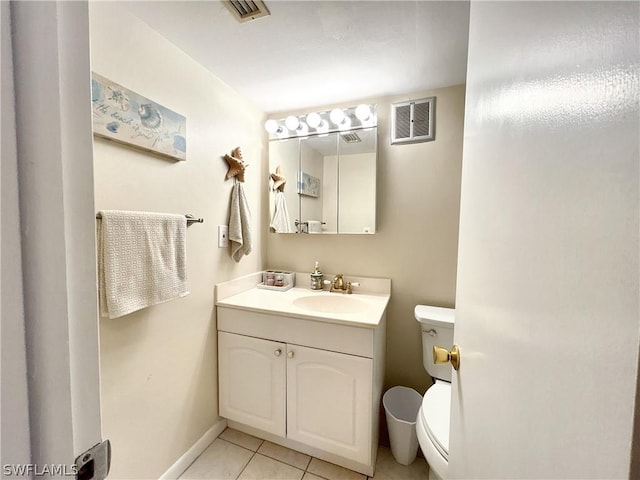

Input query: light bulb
[296,122,309,136]
[355,104,371,121]
[277,127,289,139]
[339,116,352,130]
[330,108,346,126]
[306,112,322,129]
[285,116,300,131]
[264,119,280,134]
[316,119,329,134]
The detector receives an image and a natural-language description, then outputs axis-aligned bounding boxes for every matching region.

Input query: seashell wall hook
[270,165,286,192]
[224,146,248,183]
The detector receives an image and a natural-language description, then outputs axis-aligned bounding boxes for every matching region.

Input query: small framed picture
[297,171,321,197]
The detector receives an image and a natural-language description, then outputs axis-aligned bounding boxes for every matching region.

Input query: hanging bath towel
[229,183,253,262]
[98,210,189,319]
[270,191,292,233]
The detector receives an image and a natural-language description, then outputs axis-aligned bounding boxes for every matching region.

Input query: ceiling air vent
[223,0,270,23]
[391,97,435,145]
[341,132,362,144]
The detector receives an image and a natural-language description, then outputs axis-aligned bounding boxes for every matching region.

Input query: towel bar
[184,214,204,225]
[96,213,204,226]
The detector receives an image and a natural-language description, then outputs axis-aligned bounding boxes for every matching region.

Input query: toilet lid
[421,381,451,459]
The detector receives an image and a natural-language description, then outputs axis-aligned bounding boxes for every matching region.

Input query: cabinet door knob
[287,351,294,359]
[274,349,282,357]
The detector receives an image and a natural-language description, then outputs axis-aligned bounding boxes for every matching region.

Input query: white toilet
[414,305,455,480]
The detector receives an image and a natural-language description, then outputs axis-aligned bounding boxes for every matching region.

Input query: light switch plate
[218,225,229,248]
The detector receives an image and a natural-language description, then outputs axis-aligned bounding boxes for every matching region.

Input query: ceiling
[122,1,470,114]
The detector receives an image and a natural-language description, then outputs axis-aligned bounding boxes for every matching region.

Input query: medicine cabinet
[269,121,377,235]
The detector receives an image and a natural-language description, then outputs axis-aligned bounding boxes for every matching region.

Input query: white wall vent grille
[223,0,271,23]
[391,97,435,145]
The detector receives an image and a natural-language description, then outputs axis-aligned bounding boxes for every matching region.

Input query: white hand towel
[270,191,292,233]
[229,183,252,262]
[307,220,322,234]
[98,210,189,319]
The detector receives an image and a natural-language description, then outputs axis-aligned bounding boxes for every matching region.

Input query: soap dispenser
[310,261,324,290]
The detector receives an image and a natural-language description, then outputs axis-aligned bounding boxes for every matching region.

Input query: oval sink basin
[293,295,367,314]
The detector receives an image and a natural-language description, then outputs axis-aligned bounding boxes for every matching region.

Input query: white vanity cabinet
[286,344,372,464]
[218,332,286,437]
[216,304,386,476]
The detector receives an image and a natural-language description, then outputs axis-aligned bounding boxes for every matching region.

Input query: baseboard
[159,419,228,479]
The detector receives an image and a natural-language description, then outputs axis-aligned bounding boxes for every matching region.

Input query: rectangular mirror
[269,127,377,235]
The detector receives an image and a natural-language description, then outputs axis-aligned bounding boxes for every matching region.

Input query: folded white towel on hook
[97,210,189,319]
[229,183,253,262]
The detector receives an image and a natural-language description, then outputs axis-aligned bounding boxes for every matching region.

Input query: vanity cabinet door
[286,344,372,464]
[218,332,286,437]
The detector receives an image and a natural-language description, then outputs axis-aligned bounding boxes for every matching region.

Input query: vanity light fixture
[355,104,372,122]
[329,108,347,126]
[316,122,329,134]
[285,115,309,136]
[265,104,376,140]
[307,112,322,128]
[306,112,322,128]
[338,116,352,130]
[306,112,329,134]
[285,115,300,131]
[264,119,284,135]
[296,122,309,136]
[330,108,354,130]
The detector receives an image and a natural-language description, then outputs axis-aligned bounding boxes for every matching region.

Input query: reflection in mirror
[268,139,298,234]
[300,134,338,234]
[337,128,376,234]
[269,128,377,235]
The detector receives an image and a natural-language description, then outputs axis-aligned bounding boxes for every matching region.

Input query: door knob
[274,349,282,357]
[287,351,294,359]
[433,345,460,371]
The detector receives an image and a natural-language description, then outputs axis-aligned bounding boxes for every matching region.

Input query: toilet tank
[414,305,455,382]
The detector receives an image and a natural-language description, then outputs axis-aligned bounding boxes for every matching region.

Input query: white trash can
[383,386,423,465]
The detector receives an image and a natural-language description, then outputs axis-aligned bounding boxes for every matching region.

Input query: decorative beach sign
[91,73,187,161]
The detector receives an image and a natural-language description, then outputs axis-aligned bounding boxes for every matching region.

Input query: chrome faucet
[329,274,359,294]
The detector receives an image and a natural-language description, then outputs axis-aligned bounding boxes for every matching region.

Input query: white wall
[267,85,466,397]
[89,4,266,478]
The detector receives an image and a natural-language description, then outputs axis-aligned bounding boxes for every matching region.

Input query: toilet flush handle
[433,345,460,371]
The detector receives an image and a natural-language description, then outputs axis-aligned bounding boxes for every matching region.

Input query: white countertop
[216,285,390,328]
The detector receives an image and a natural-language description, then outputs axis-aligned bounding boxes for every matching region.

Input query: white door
[4,1,106,476]
[218,332,286,436]
[2,0,31,467]
[286,344,372,464]
[449,2,639,479]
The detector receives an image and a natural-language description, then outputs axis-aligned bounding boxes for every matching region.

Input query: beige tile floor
[179,428,429,480]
